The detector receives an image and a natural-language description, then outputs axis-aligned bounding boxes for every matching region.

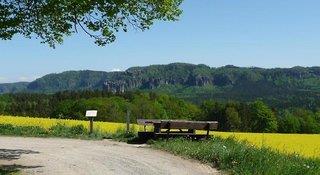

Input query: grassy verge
[0,123,99,139]
[152,137,320,175]
[0,123,136,140]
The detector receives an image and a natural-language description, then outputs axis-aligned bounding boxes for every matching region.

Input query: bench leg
[206,130,210,139]
[188,129,195,134]
[166,129,171,139]
[154,124,161,133]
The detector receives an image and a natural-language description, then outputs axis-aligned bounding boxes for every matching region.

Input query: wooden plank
[137,119,161,125]
[137,119,218,130]
[160,121,218,130]
[137,119,193,125]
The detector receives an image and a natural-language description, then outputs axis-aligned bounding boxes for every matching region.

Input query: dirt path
[0,136,220,175]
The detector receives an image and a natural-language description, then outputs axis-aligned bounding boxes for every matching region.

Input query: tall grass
[0,123,137,141]
[0,123,100,139]
[152,137,320,175]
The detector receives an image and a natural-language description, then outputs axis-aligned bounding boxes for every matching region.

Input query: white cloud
[16,75,40,82]
[18,76,30,82]
[111,68,121,72]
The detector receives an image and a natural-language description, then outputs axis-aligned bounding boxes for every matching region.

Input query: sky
[1,0,320,83]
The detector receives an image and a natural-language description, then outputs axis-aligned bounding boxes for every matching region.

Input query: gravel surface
[0,136,220,175]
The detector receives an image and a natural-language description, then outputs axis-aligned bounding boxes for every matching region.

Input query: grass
[0,168,19,175]
[0,123,99,139]
[0,123,137,141]
[152,137,320,175]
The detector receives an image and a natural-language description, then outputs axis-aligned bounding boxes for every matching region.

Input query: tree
[295,109,320,134]
[278,110,300,133]
[198,100,228,130]
[225,107,241,131]
[250,100,278,132]
[0,0,183,47]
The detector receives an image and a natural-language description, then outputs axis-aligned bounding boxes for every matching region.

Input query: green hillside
[1,63,320,109]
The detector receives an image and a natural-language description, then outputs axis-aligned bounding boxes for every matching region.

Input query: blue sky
[1,0,320,83]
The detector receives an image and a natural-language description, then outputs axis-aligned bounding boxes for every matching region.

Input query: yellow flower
[210,131,320,158]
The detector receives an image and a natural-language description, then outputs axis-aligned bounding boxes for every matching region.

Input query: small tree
[250,100,278,132]
[278,110,300,133]
[225,107,241,131]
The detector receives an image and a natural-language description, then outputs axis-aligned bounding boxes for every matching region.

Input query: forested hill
[1,63,320,109]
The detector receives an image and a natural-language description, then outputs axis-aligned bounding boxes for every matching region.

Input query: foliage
[250,100,278,132]
[278,110,301,133]
[225,107,241,131]
[278,109,320,134]
[197,99,320,134]
[1,89,320,133]
[0,166,19,175]
[152,137,320,175]
[0,0,183,47]
[0,91,199,123]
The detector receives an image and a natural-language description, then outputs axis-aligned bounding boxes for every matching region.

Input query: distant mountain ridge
[1,63,320,107]
[0,82,29,93]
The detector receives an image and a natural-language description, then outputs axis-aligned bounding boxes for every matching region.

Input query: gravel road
[0,136,220,175]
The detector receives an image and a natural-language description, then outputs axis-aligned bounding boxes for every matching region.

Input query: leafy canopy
[0,0,183,47]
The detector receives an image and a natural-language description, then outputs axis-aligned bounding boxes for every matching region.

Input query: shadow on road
[0,164,43,174]
[0,149,40,161]
[0,149,42,174]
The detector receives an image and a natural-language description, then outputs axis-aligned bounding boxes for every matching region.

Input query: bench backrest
[137,119,218,131]
[160,121,218,131]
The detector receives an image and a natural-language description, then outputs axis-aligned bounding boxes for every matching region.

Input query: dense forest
[1,63,320,110]
[0,90,319,134]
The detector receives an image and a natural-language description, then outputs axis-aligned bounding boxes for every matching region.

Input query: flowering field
[211,131,320,158]
[1,115,319,158]
[0,115,133,134]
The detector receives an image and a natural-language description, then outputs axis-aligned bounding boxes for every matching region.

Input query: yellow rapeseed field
[212,131,320,158]
[0,115,136,134]
[1,115,319,158]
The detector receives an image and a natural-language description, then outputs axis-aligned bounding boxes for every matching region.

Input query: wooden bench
[137,119,218,140]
